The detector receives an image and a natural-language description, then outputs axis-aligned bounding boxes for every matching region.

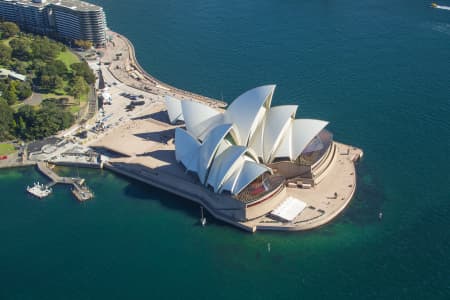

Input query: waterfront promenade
[102,30,227,108]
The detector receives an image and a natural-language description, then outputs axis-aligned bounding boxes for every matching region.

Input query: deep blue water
[1,0,449,299]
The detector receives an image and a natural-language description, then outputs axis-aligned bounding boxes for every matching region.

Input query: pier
[36,162,93,201]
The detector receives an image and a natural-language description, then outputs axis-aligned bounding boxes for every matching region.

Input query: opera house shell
[165,85,361,226]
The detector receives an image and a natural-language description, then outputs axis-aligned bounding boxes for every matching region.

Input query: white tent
[271,197,307,222]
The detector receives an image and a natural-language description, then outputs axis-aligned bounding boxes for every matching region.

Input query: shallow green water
[1,0,449,298]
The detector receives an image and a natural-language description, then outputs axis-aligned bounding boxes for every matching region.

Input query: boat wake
[430,22,450,36]
[432,3,450,10]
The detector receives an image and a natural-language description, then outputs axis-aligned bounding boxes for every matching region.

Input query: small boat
[431,3,450,10]
[27,182,52,199]
[200,206,206,226]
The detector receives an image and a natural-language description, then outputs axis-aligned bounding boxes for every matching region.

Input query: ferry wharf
[36,162,93,201]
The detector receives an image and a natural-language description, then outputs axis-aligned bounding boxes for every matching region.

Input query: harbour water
[1,0,449,299]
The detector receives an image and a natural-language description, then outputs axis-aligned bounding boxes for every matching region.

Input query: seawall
[110,31,227,107]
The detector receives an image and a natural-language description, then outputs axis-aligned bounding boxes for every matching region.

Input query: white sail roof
[175,128,201,172]
[164,96,184,124]
[225,85,275,145]
[220,167,242,194]
[206,146,248,192]
[230,161,272,195]
[248,118,265,159]
[181,100,222,140]
[263,105,297,163]
[197,123,233,184]
[291,119,329,160]
[170,86,331,197]
[220,157,254,194]
[272,121,293,160]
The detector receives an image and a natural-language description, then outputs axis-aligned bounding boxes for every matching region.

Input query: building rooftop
[0,68,27,81]
[6,0,103,12]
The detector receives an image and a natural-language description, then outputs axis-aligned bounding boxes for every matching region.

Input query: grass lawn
[57,50,80,69]
[69,105,81,114]
[40,91,86,115]
[0,38,11,46]
[41,92,62,99]
[79,92,88,104]
[10,102,25,112]
[0,143,15,156]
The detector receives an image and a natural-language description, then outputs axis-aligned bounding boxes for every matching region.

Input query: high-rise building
[0,0,107,47]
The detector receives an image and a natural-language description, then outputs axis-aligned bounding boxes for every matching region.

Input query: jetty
[35,162,93,201]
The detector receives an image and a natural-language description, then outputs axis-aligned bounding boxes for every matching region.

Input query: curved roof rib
[232,161,272,195]
[220,167,242,194]
[175,128,201,173]
[206,146,248,192]
[225,85,276,146]
[181,100,223,140]
[291,119,329,160]
[164,96,184,124]
[248,119,265,159]
[197,123,233,184]
[262,105,298,163]
[271,121,293,160]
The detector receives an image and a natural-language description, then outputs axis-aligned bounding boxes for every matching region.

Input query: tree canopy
[70,62,96,84]
[74,39,93,50]
[0,98,15,141]
[0,21,93,141]
[9,37,32,61]
[13,101,74,140]
[0,43,12,64]
[0,22,20,39]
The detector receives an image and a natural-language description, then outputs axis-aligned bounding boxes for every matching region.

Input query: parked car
[131,100,145,106]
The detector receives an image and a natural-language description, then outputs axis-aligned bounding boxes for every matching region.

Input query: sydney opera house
[164,85,363,230]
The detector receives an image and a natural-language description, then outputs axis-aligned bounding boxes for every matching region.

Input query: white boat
[200,206,206,226]
[27,182,52,199]
[431,3,450,10]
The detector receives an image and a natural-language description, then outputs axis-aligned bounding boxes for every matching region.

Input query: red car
[0,156,7,160]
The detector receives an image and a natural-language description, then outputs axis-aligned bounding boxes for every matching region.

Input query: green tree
[69,76,89,99]
[52,75,64,91]
[37,74,63,91]
[13,101,74,140]
[0,43,12,64]
[16,81,32,100]
[11,59,27,74]
[14,105,35,140]
[39,75,51,91]
[53,60,68,77]
[31,36,59,61]
[9,37,32,61]
[0,22,20,39]
[0,97,15,141]
[70,62,95,84]
[73,39,93,50]
[3,82,18,105]
[0,80,7,94]
[41,60,67,77]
